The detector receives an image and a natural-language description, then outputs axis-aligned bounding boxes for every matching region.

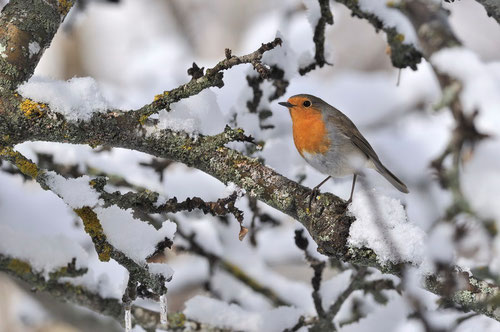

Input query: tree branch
[132,38,283,123]
[0,252,211,331]
[335,0,422,69]
[1,0,499,325]
[1,102,499,320]
[0,0,74,90]
[299,0,334,75]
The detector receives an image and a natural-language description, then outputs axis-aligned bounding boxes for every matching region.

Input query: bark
[0,0,499,328]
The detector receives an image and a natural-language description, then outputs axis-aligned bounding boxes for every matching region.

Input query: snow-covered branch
[1,95,499,321]
[1,0,500,329]
[133,38,283,123]
[299,0,334,74]
[334,0,422,69]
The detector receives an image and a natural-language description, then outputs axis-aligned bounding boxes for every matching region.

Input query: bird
[278,94,409,206]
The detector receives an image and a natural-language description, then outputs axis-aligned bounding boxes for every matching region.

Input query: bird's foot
[306,187,321,210]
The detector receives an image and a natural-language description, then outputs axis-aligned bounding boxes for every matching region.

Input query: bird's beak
[278,101,294,108]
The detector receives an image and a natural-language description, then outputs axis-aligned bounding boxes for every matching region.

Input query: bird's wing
[325,110,382,164]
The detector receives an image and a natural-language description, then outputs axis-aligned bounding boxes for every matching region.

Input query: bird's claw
[306,187,320,210]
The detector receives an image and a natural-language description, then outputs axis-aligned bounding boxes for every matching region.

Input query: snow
[358,0,419,46]
[340,294,409,332]
[148,262,174,281]
[210,270,273,311]
[44,171,101,208]
[167,255,209,293]
[320,270,353,311]
[5,1,500,330]
[303,0,322,28]
[28,42,41,57]
[0,224,88,278]
[175,216,224,256]
[426,223,455,264]
[431,47,500,131]
[348,189,426,264]
[17,76,109,121]
[96,206,176,264]
[261,31,299,81]
[61,267,123,299]
[157,90,226,135]
[225,182,246,197]
[184,295,304,332]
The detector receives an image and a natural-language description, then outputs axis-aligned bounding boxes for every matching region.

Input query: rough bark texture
[0,0,499,328]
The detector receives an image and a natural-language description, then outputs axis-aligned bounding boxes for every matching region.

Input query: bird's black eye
[303,100,311,107]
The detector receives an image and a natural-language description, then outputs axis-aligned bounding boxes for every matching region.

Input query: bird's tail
[372,160,409,194]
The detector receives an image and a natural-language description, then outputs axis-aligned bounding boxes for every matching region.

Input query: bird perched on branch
[279,94,408,206]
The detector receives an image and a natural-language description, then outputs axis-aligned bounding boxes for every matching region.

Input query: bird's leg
[307,176,331,209]
[346,174,357,204]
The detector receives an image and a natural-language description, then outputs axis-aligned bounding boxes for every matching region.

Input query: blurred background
[1,0,500,331]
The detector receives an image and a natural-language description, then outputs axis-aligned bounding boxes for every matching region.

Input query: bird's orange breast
[290,107,331,156]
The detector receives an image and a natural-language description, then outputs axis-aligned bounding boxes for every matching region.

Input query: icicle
[125,305,132,332]
[160,294,168,326]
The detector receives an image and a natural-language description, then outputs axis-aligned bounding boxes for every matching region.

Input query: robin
[278,94,409,205]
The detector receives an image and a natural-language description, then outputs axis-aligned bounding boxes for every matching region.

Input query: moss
[58,0,73,15]
[8,258,32,275]
[20,98,47,119]
[74,207,111,262]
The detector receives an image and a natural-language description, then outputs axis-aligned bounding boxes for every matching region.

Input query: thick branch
[0,0,74,90]
[1,101,499,320]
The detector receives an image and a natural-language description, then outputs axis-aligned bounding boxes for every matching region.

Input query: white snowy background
[1,0,500,331]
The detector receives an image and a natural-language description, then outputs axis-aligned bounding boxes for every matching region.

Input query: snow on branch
[335,0,423,69]
[400,0,491,221]
[300,0,334,75]
[0,147,172,305]
[2,98,499,322]
[133,37,283,123]
[1,0,500,328]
